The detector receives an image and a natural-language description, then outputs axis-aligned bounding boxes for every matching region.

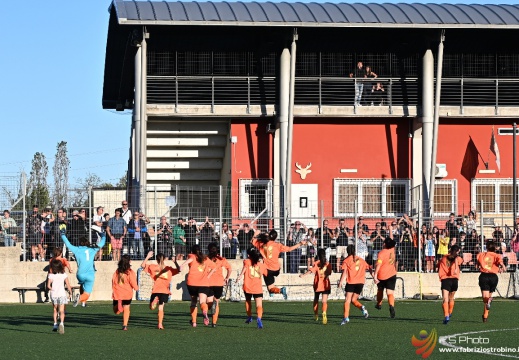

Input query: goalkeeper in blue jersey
[61,229,106,307]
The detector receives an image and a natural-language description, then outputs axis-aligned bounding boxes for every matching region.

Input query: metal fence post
[88,186,92,245]
[154,186,158,255]
[480,200,484,251]
[354,199,358,255]
[320,200,324,248]
[22,172,27,262]
[219,185,223,256]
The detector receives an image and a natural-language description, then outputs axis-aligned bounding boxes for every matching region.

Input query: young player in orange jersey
[49,247,73,274]
[251,230,305,299]
[112,255,139,330]
[437,245,463,324]
[141,251,180,329]
[373,237,397,318]
[477,241,505,322]
[338,245,374,325]
[237,247,268,329]
[206,242,232,327]
[180,245,216,327]
[300,248,332,324]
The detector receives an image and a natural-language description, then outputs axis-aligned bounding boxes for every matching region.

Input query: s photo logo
[411,329,438,359]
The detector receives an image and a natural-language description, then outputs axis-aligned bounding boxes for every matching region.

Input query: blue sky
[1,0,516,187]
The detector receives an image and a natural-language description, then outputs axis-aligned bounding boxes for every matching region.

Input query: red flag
[490,127,501,173]
[461,137,479,182]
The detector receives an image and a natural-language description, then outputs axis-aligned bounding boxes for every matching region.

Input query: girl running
[337,245,374,325]
[438,245,463,324]
[477,241,505,323]
[300,248,332,324]
[251,230,305,299]
[180,245,216,327]
[49,247,73,274]
[141,251,179,329]
[61,231,106,307]
[47,259,72,334]
[112,255,139,330]
[207,242,232,327]
[373,237,397,318]
[237,247,268,329]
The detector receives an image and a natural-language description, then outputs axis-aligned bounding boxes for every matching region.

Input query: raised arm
[141,251,154,269]
[60,233,79,255]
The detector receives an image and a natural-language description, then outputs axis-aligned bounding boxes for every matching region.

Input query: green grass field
[1,299,518,360]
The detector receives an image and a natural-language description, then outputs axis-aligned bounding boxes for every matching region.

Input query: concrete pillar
[140,34,148,213]
[279,48,290,214]
[133,45,142,210]
[422,49,434,218]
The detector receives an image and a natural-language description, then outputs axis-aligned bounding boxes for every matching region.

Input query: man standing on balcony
[349,61,366,107]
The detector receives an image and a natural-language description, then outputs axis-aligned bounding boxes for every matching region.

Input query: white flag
[490,128,501,173]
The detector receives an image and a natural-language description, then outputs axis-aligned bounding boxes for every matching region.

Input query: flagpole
[514,122,517,227]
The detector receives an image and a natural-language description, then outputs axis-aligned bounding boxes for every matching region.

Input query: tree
[70,173,102,207]
[117,171,128,188]
[52,141,70,209]
[27,152,50,208]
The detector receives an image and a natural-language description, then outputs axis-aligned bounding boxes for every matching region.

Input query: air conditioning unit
[435,163,448,178]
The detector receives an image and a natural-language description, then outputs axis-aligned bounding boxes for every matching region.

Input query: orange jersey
[112,269,138,300]
[242,259,268,295]
[144,264,179,294]
[208,256,232,287]
[49,256,70,273]
[477,252,504,274]
[438,255,463,280]
[341,256,371,285]
[252,239,289,271]
[186,254,216,287]
[376,248,397,281]
[309,260,332,292]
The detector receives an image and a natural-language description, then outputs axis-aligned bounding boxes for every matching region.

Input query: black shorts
[187,285,211,297]
[377,275,397,291]
[315,290,331,296]
[345,283,364,294]
[113,299,132,306]
[208,286,224,299]
[150,293,169,305]
[244,292,263,300]
[441,278,459,292]
[263,269,280,287]
[479,273,499,293]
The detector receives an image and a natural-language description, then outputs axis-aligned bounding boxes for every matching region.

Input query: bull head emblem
[295,162,312,180]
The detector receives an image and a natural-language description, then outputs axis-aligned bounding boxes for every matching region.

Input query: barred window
[239,179,273,219]
[334,179,410,217]
[472,179,519,214]
[433,180,457,216]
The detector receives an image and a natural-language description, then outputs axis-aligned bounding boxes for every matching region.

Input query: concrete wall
[1,245,515,303]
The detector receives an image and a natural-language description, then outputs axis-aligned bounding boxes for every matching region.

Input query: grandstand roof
[110,0,519,28]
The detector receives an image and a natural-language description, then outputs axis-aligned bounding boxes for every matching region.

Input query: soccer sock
[442,302,449,317]
[313,301,319,315]
[245,300,252,317]
[201,303,208,314]
[208,301,214,313]
[212,303,219,324]
[158,309,164,325]
[344,301,350,318]
[352,300,363,309]
[449,300,455,315]
[269,287,281,294]
[123,307,130,326]
[483,297,489,318]
[257,306,263,319]
[322,302,328,314]
[388,294,395,307]
[79,292,90,303]
[190,307,197,323]
[376,290,383,306]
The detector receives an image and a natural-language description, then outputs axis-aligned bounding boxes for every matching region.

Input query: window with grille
[334,179,410,217]
[433,180,457,216]
[239,179,273,219]
[472,179,519,214]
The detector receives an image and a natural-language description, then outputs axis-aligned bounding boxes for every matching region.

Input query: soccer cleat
[322,312,328,325]
[151,297,159,310]
[203,311,210,326]
[245,316,253,324]
[375,304,382,310]
[314,314,319,321]
[362,306,369,319]
[340,317,350,325]
[482,316,488,323]
[73,294,80,307]
[389,306,395,319]
[158,324,164,330]
[52,324,58,332]
[443,316,450,325]
[122,326,128,331]
[58,323,64,334]
[81,303,86,308]
[117,300,123,313]
[211,323,217,328]
[257,317,263,329]
[281,287,288,300]
[192,322,197,328]
[211,302,217,313]
[486,297,492,310]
